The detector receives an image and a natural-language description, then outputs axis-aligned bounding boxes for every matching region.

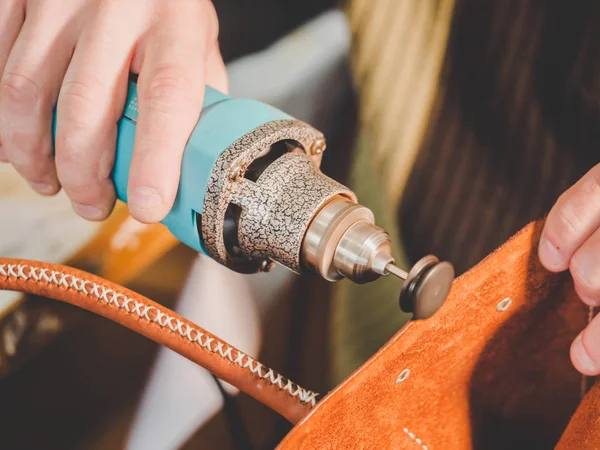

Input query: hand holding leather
[539,163,600,375]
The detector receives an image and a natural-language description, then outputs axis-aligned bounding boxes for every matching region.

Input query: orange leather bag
[1,218,598,448]
[277,220,599,449]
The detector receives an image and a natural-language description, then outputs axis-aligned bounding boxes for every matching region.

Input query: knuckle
[571,256,600,298]
[0,131,48,178]
[62,178,114,210]
[96,0,114,8]
[0,127,38,158]
[58,170,100,197]
[54,127,85,163]
[8,150,52,183]
[56,147,111,194]
[18,162,49,183]
[56,80,106,158]
[554,198,583,238]
[59,80,101,124]
[143,69,194,112]
[0,72,40,112]
[96,0,121,13]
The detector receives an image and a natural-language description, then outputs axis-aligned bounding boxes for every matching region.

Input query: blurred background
[1,0,600,448]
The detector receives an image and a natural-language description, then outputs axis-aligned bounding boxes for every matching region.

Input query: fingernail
[72,202,105,220]
[538,236,565,270]
[572,333,597,374]
[129,187,163,211]
[574,281,600,306]
[29,182,56,195]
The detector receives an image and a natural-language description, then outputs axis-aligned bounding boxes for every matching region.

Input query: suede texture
[278,220,591,449]
[556,378,600,449]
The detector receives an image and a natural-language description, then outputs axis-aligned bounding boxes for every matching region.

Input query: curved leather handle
[0,258,317,423]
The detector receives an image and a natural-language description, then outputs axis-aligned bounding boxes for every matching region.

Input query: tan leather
[278,219,590,449]
[1,219,594,446]
[556,378,600,449]
[0,258,315,424]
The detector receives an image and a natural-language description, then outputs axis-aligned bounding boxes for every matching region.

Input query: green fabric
[329,132,413,386]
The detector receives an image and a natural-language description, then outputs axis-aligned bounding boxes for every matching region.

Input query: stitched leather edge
[0,258,318,423]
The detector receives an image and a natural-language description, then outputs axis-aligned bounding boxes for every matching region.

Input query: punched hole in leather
[275,219,595,449]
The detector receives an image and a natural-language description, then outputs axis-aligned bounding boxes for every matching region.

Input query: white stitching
[0,263,318,407]
[403,428,428,450]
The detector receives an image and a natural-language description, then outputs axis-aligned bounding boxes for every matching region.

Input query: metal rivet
[228,162,247,181]
[260,259,275,273]
[496,297,512,312]
[311,138,326,155]
[396,369,410,384]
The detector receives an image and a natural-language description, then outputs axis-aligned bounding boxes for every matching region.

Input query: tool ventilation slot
[223,202,243,258]
[195,206,243,260]
[244,140,303,182]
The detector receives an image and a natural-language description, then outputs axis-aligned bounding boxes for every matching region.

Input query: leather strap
[0,258,317,424]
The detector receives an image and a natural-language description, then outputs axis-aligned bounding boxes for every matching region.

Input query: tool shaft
[386,263,408,280]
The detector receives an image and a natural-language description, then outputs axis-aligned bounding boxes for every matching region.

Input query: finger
[570,227,600,306]
[571,315,600,376]
[205,43,228,94]
[0,1,80,194]
[128,1,219,223]
[0,0,24,77]
[539,164,600,272]
[0,0,26,162]
[56,1,145,220]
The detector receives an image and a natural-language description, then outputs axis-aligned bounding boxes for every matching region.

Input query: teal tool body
[50,79,454,316]
[53,81,293,255]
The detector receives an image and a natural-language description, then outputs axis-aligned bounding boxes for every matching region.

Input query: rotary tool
[52,81,454,319]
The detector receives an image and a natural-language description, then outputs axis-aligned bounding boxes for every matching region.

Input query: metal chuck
[301,196,454,319]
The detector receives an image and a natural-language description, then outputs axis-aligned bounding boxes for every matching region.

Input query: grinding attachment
[398,256,455,319]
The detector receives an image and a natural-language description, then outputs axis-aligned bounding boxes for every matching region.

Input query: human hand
[539,164,600,375]
[0,0,228,223]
